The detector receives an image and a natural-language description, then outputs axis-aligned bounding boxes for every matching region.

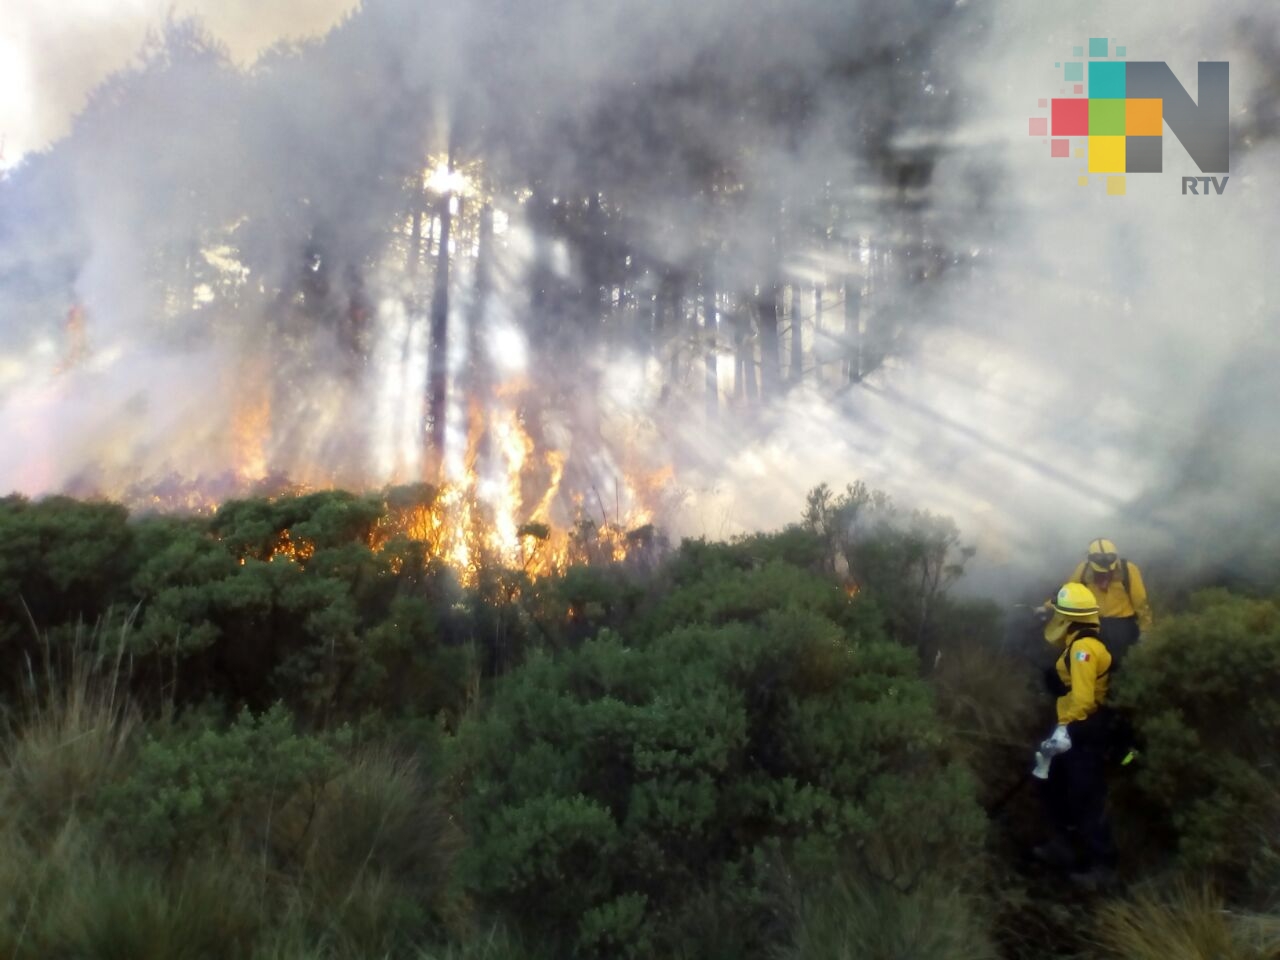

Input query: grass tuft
[1098,883,1280,960]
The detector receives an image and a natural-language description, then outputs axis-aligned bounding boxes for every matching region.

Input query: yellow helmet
[1044,582,1101,644]
[1053,582,1100,618]
[1087,538,1119,573]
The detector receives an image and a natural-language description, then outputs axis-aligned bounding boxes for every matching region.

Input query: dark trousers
[1042,732,1118,869]
[1100,616,1140,657]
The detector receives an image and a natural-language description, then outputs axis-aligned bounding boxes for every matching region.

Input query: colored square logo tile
[1089,61,1126,98]
[1090,37,1109,58]
[1089,99,1126,135]
[1074,84,1083,94]
[1116,46,1127,57]
[1052,98,1089,136]
[1029,117,1048,136]
[1126,98,1162,136]
[1107,175,1126,195]
[1126,136,1162,173]
[1064,62,1083,82]
[1088,136,1125,173]
[1051,139,1070,157]
[1078,175,1089,185]
[1073,46,1084,57]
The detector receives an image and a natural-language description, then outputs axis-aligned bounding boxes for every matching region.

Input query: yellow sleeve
[1059,640,1103,724]
[1128,562,1152,630]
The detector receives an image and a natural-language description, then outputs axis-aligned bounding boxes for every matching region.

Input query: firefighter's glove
[1033,604,1053,625]
[1039,724,1072,758]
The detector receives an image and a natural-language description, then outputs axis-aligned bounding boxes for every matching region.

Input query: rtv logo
[1028,39,1229,196]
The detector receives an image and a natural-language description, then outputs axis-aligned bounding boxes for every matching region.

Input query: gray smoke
[0,0,1277,604]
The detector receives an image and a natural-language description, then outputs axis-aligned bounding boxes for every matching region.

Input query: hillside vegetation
[0,484,1277,959]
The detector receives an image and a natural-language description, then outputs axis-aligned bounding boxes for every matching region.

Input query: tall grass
[2,612,140,837]
[779,870,997,960]
[0,614,462,958]
[1098,883,1280,960]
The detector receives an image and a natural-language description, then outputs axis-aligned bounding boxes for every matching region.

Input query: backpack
[1079,557,1131,597]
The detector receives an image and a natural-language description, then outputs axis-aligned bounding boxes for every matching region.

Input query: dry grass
[779,870,997,960]
[931,638,1041,795]
[2,615,140,837]
[1098,883,1280,960]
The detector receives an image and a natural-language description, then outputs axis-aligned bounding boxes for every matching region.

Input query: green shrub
[801,482,973,657]
[0,495,134,652]
[456,560,986,958]
[1112,590,1280,891]
[98,703,338,861]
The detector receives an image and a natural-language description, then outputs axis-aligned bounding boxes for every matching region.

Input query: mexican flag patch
[1076,650,1091,662]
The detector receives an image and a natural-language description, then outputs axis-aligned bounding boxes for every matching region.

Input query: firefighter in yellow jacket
[1033,582,1119,884]
[1067,537,1152,657]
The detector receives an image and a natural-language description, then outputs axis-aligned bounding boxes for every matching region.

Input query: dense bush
[0,495,133,648]
[801,481,973,658]
[2,485,1278,958]
[1113,589,1280,893]
[0,488,551,725]
[0,671,459,958]
[456,558,987,958]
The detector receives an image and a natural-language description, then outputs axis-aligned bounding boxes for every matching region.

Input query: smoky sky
[0,0,1277,602]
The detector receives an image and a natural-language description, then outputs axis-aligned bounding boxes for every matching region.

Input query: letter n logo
[1127,62,1230,172]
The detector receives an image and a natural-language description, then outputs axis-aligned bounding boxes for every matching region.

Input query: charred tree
[425,155,454,472]
[467,202,494,398]
[406,171,426,285]
[756,282,781,399]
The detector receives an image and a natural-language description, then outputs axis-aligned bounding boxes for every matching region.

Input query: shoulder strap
[1120,558,1131,596]
[1065,627,1111,681]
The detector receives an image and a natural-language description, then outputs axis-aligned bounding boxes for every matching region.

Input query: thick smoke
[0,0,1277,601]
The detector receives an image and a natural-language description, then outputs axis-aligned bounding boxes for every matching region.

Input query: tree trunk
[789,282,803,385]
[467,202,493,397]
[406,173,425,283]
[757,282,780,399]
[425,159,454,473]
[813,284,824,385]
[843,271,862,384]
[732,310,745,404]
[668,276,683,387]
[702,263,717,419]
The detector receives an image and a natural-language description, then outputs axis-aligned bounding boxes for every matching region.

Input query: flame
[269,530,315,563]
[232,358,271,484]
[86,350,666,584]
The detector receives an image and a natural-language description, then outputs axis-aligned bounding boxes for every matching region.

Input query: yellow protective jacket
[1068,559,1153,630]
[1053,626,1112,725]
